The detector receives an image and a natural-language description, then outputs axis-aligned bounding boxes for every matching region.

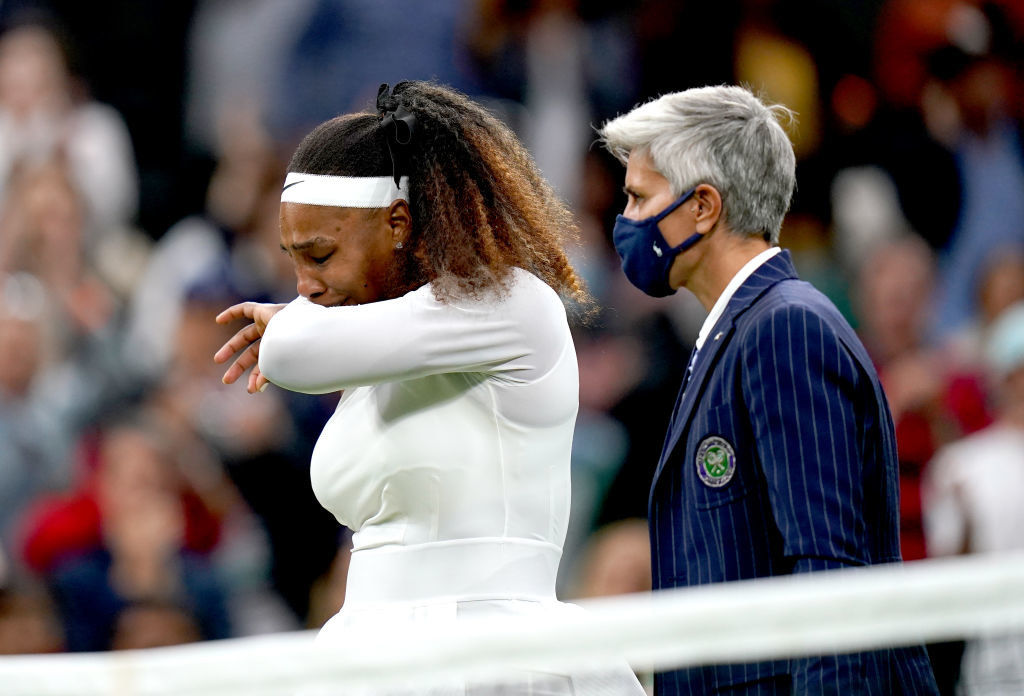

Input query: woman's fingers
[247,365,269,394]
[214,323,263,364]
[215,301,284,392]
[253,365,270,393]
[221,341,260,385]
[215,302,257,325]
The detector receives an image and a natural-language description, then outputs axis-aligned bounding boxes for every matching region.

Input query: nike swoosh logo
[282,180,304,191]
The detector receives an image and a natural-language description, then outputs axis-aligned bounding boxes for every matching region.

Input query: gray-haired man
[601,85,939,695]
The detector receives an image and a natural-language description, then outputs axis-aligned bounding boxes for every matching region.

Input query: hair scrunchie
[377,83,417,187]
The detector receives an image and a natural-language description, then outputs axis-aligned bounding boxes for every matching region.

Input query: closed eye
[311,252,333,265]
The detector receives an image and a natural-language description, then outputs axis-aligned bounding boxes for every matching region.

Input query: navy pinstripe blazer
[650,251,938,695]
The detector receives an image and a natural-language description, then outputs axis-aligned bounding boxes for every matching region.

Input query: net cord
[4,551,1024,695]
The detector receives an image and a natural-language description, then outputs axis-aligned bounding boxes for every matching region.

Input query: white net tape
[4,551,1024,695]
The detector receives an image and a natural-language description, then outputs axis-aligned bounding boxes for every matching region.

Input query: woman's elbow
[258,334,296,386]
[258,335,342,394]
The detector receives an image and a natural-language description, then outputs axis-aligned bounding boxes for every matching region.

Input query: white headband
[281,172,409,208]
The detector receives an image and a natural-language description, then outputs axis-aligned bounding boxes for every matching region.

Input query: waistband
[344,537,561,607]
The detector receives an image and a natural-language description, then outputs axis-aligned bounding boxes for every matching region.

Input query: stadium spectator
[33,417,229,651]
[856,235,960,560]
[0,22,137,231]
[924,301,1024,695]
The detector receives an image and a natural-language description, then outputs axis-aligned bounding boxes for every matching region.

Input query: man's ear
[692,184,723,235]
[388,200,412,245]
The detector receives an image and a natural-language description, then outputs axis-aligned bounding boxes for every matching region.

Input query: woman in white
[215,81,643,694]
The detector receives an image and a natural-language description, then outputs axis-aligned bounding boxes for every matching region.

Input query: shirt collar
[695,246,782,350]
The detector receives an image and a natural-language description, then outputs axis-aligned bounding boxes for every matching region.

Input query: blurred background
[0,0,1021,693]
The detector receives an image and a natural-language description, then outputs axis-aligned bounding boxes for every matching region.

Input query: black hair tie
[377,83,417,187]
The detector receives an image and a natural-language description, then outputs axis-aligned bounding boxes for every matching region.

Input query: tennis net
[3,551,1024,695]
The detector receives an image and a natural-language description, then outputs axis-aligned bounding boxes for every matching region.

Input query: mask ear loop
[649,187,697,224]
[670,230,705,255]
[657,188,705,259]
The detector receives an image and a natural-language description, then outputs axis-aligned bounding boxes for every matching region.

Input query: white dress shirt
[695,246,781,351]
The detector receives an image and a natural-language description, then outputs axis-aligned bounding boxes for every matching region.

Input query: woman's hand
[214,302,286,393]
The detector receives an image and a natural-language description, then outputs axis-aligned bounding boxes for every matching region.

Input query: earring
[395,241,404,250]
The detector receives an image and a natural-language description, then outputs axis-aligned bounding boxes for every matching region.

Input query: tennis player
[214,81,644,694]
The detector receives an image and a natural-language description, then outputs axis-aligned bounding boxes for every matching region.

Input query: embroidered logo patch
[696,436,736,488]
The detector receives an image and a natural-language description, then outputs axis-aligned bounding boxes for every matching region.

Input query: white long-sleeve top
[923,423,1024,696]
[258,268,578,605]
[924,424,1024,557]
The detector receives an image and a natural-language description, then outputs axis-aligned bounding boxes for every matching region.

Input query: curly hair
[287,81,589,310]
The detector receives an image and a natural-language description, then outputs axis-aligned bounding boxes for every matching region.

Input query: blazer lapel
[650,250,800,492]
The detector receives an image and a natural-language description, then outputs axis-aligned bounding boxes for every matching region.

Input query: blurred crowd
[0,0,1021,693]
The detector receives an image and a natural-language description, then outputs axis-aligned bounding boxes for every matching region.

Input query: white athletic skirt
[313,540,646,696]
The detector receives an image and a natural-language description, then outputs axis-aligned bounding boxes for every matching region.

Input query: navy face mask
[612,187,703,297]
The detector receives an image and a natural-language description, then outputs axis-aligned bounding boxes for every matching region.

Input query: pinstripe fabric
[650,251,939,695]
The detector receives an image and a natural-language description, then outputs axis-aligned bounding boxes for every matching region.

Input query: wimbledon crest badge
[695,436,736,488]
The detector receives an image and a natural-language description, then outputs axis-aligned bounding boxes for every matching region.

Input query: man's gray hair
[600,85,796,244]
